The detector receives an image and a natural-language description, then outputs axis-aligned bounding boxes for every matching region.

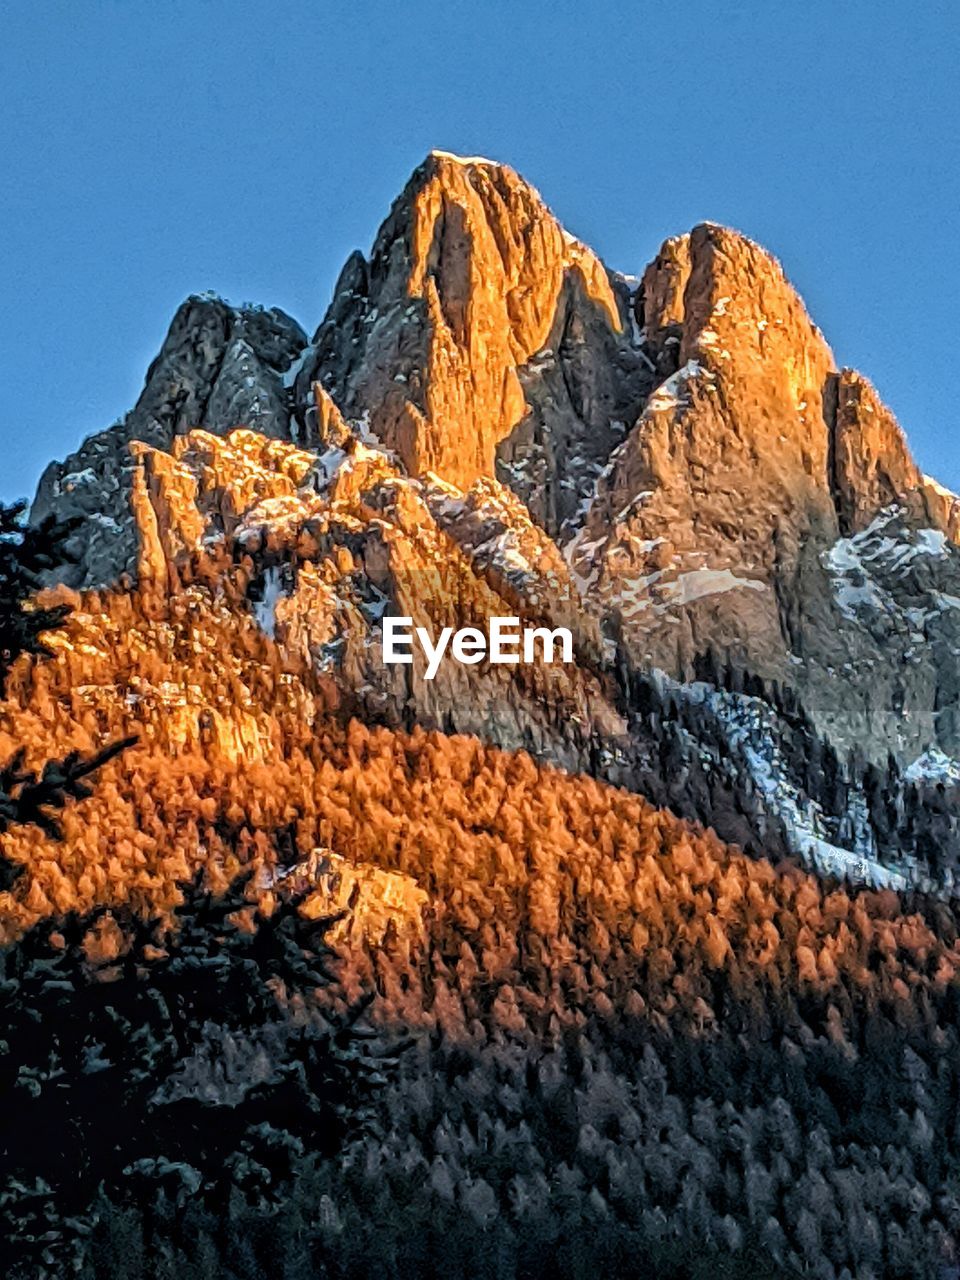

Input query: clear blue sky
[2,1,958,502]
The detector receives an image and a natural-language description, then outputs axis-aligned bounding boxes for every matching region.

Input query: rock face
[573,223,838,647]
[28,151,960,775]
[119,416,623,773]
[283,849,428,949]
[830,369,960,538]
[31,297,306,587]
[296,151,652,534]
[566,223,960,753]
[567,228,821,696]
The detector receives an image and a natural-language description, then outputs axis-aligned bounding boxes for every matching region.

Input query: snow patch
[430,148,499,166]
[645,360,709,413]
[252,567,285,639]
[923,474,958,502]
[60,468,98,489]
[824,507,953,622]
[674,679,907,891]
[905,749,960,786]
[475,528,534,576]
[308,445,348,490]
[282,344,317,389]
[914,528,948,557]
[656,568,766,609]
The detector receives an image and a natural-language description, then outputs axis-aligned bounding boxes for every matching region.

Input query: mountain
[27,150,960,890]
[9,151,960,1277]
[572,222,960,756]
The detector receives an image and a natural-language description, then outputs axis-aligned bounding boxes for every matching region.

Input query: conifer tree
[0,502,77,686]
[0,874,396,1276]
[0,502,135,882]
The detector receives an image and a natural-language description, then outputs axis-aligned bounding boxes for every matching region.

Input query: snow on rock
[475,529,534,576]
[283,343,318,389]
[668,675,908,891]
[905,748,960,787]
[308,444,348,490]
[252,567,285,639]
[426,475,570,606]
[923,474,958,503]
[645,360,710,413]
[429,148,500,167]
[58,468,99,491]
[914,528,949,557]
[824,506,954,623]
[654,568,767,610]
[563,529,605,597]
[235,495,317,546]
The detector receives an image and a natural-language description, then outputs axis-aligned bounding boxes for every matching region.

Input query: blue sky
[2,1,958,502]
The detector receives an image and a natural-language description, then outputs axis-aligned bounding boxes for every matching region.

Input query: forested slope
[3,580,960,1276]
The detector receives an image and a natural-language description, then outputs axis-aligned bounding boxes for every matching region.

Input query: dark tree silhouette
[0,737,138,839]
[0,873,395,1276]
[0,502,79,686]
[0,501,135,885]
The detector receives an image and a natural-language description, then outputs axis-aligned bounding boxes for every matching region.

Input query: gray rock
[32,295,307,586]
[496,270,654,540]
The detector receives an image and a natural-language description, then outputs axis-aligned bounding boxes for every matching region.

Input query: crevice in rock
[822,371,845,534]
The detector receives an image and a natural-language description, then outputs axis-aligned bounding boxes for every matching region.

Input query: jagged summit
[29,151,960,764]
[569,218,960,749]
[294,147,636,501]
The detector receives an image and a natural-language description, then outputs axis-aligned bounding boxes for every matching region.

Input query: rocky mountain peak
[119,294,305,450]
[565,219,960,753]
[829,368,960,539]
[30,295,306,587]
[634,222,943,543]
[296,150,646,510]
[641,221,836,450]
[572,223,844,657]
[27,152,960,763]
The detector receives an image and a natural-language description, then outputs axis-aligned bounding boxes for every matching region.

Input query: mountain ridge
[18,148,960,921]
